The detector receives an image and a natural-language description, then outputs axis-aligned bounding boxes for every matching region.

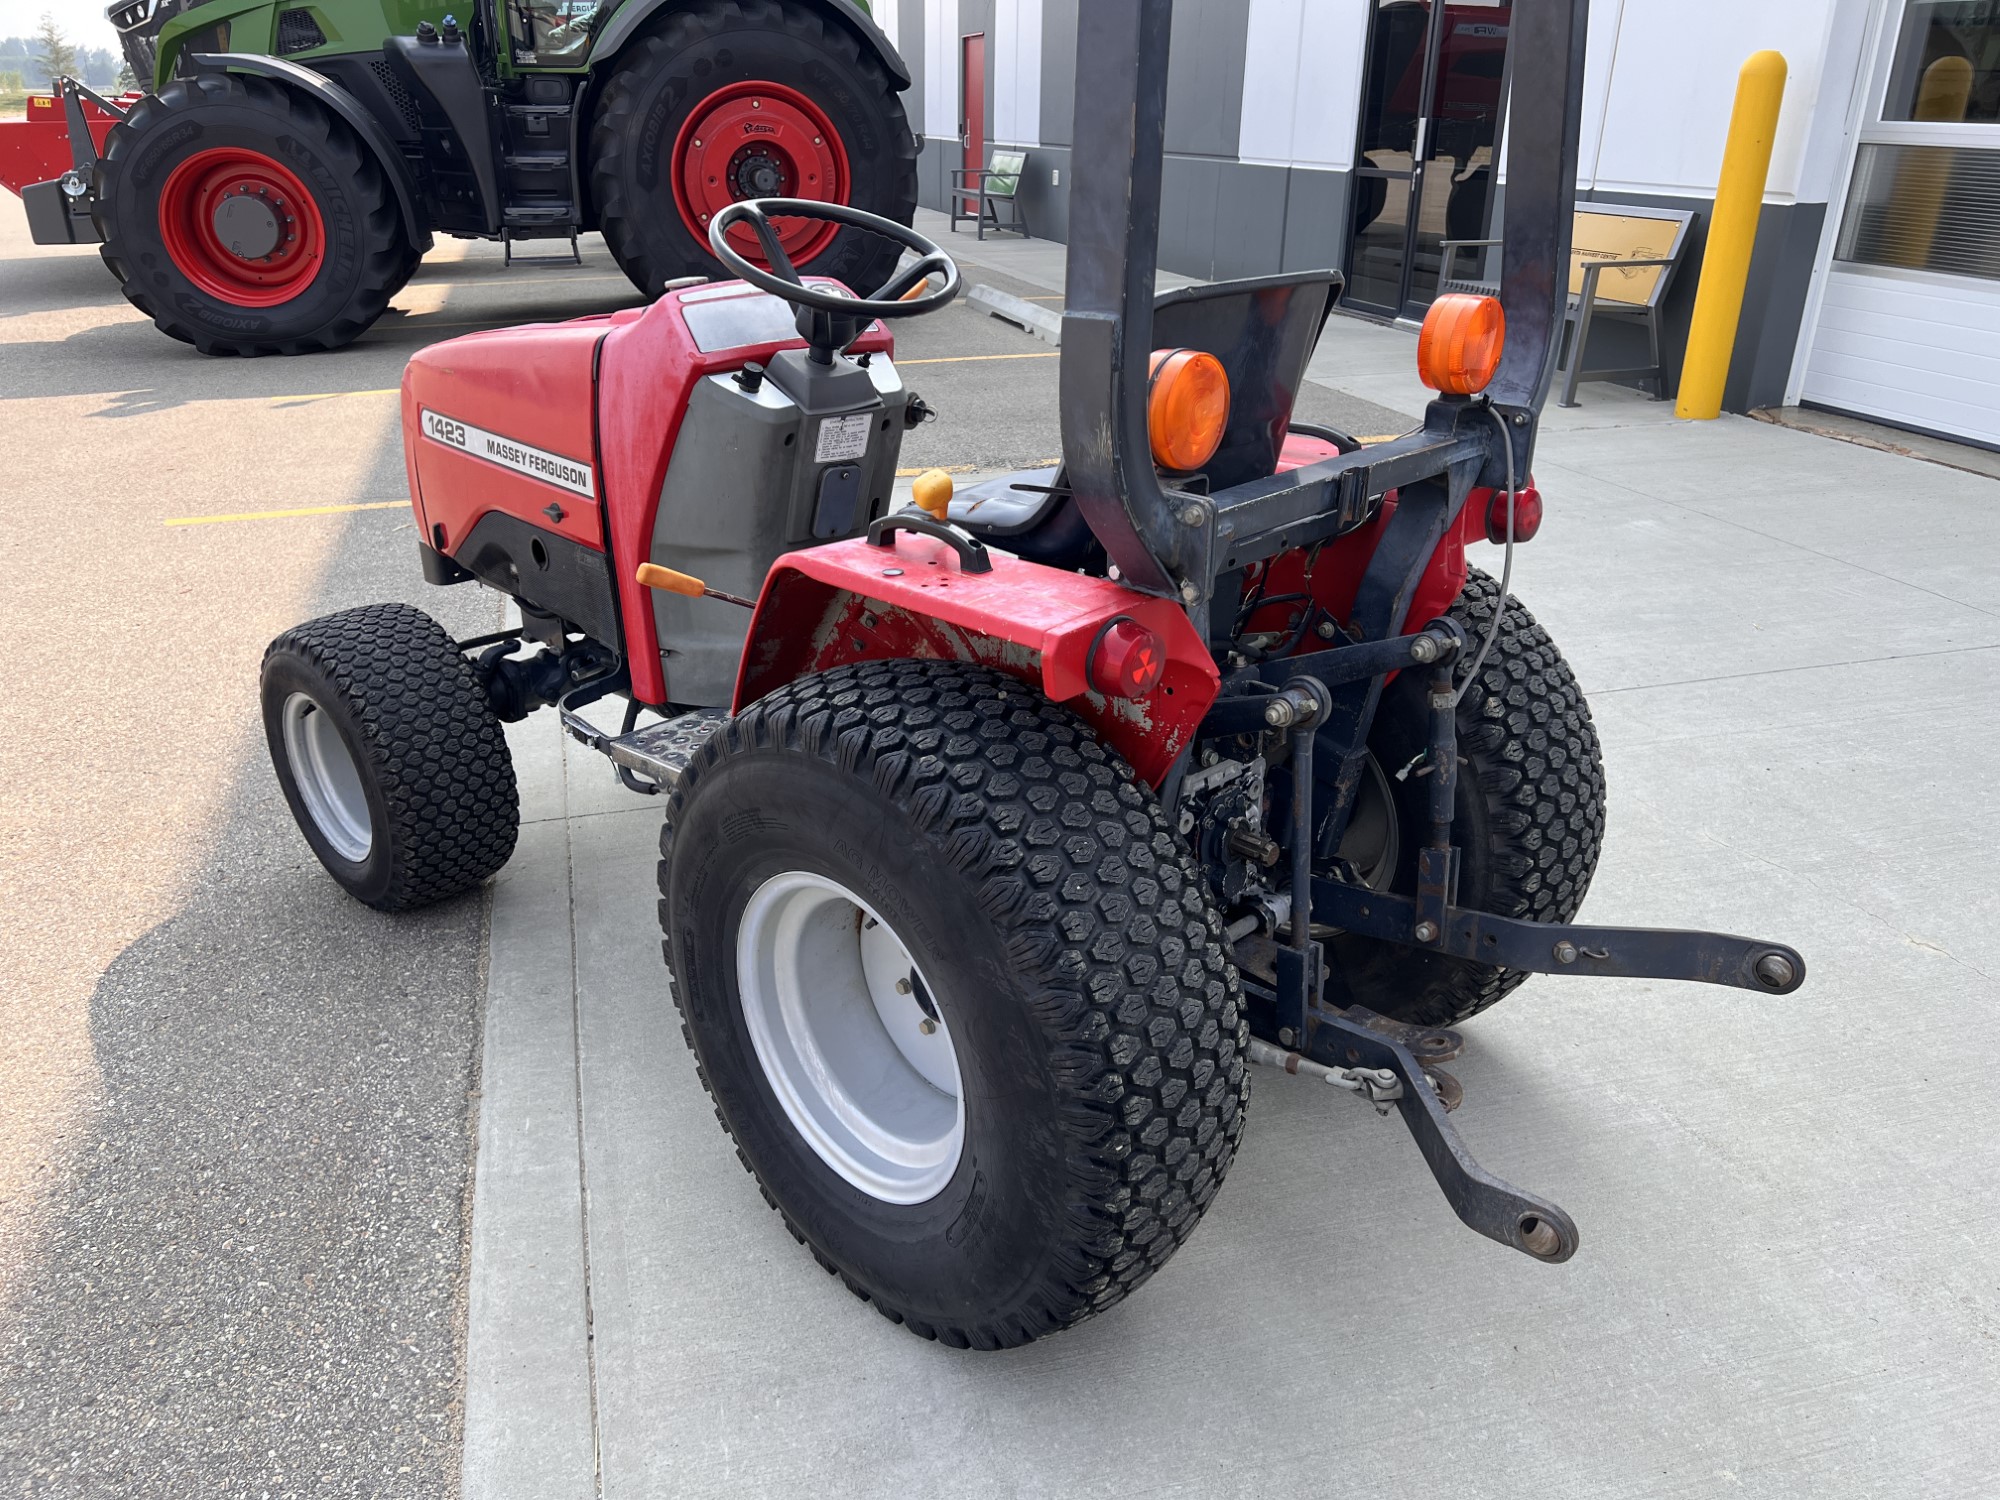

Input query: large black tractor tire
[588,0,919,299]
[659,662,1249,1349]
[1326,568,1607,1028]
[261,604,518,911]
[95,73,412,356]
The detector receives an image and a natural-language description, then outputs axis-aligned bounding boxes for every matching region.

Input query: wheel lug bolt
[895,977,911,994]
[918,1017,938,1036]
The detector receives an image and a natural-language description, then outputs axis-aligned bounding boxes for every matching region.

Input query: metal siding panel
[1213,163,1288,280]
[1159,153,1222,279]
[1280,167,1352,274]
[1013,141,1070,241]
[1039,0,1077,146]
[898,0,925,132]
[1165,0,1247,161]
[1803,266,2000,443]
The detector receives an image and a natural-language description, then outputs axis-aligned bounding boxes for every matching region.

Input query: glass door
[1346,0,1512,319]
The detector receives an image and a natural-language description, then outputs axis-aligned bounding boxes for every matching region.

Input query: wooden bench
[950,148,1031,241]
[1441,203,1696,406]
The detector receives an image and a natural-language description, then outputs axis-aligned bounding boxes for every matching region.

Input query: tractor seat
[948,468,1101,569]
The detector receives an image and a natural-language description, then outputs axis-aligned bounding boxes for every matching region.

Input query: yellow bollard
[1676,51,1787,420]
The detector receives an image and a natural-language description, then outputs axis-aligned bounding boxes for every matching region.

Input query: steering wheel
[708,199,961,322]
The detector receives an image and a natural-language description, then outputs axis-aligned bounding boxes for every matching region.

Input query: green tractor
[3,0,915,354]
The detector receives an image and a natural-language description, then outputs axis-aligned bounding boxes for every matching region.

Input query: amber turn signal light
[1087,617,1167,699]
[1147,348,1230,473]
[1417,294,1506,395]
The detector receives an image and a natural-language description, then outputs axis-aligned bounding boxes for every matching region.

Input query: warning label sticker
[814,412,873,465]
[420,409,596,498]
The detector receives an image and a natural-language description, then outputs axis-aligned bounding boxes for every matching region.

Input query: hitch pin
[1245,1037,1403,1112]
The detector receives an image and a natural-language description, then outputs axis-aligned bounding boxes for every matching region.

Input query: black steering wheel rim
[707,198,961,318]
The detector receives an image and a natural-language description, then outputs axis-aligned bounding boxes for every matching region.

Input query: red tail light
[1088,618,1166,699]
[1486,483,1543,544]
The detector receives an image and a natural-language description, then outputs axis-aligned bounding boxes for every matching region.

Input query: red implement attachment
[735,533,1221,786]
[0,91,138,197]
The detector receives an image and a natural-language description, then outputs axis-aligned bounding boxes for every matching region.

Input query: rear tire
[262,604,518,911]
[96,74,412,356]
[1324,568,1607,1027]
[588,0,918,298]
[659,662,1249,1348]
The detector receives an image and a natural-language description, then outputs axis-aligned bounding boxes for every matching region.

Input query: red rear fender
[735,534,1220,787]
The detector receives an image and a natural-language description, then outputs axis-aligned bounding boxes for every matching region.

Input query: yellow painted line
[270,388,401,406]
[165,500,408,527]
[899,350,1060,365]
[893,463,981,477]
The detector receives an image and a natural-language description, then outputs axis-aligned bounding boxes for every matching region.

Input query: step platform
[596,708,729,792]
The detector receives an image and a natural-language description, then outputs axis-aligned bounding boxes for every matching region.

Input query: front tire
[588,0,919,298]
[96,74,412,356]
[262,604,518,911]
[659,663,1249,1348]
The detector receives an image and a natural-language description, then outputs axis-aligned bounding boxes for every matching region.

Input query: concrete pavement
[457,215,2000,1497]
[2,199,1996,1498]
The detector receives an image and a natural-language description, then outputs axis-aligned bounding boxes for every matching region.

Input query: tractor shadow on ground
[0,247,123,309]
[0,517,505,1494]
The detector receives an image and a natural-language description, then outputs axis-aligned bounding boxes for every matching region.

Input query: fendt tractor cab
[0,0,912,354]
[261,0,1804,1349]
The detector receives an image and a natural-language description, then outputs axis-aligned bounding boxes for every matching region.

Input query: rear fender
[588,0,912,87]
[735,533,1219,786]
[185,53,431,250]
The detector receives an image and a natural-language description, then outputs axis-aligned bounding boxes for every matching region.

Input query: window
[1882,0,2000,123]
[1836,142,2000,278]
[506,0,601,65]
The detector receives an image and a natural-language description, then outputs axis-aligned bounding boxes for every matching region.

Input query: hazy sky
[1,0,121,52]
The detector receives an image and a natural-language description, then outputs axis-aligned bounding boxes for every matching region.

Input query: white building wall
[991,0,1043,147]
[1582,0,1842,201]
[1238,0,1371,170]
[922,0,957,144]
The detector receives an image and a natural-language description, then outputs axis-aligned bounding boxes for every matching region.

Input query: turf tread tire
[262,603,518,911]
[96,73,412,356]
[588,0,919,298]
[658,662,1250,1348]
[1332,567,1607,1027]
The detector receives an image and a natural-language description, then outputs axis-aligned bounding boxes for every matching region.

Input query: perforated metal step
[600,708,729,791]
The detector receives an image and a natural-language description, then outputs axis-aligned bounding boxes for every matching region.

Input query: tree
[33,13,76,86]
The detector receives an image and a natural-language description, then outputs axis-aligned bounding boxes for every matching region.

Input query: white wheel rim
[735,871,965,1205]
[281,691,373,863]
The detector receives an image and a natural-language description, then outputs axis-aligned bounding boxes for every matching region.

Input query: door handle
[1414,116,1430,162]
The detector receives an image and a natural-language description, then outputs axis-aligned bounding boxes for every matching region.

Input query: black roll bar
[1057,0,1592,605]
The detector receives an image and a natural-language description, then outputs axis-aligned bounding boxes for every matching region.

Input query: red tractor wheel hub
[158,147,326,307]
[672,81,850,266]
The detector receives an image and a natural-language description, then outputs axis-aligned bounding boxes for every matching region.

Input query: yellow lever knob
[635,562,706,598]
[912,468,953,520]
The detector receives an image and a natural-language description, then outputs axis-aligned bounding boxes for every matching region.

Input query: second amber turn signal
[1147,348,1230,473]
[1417,293,1506,395]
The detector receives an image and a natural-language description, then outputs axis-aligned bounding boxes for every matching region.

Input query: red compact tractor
[264,0,1803,1348]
